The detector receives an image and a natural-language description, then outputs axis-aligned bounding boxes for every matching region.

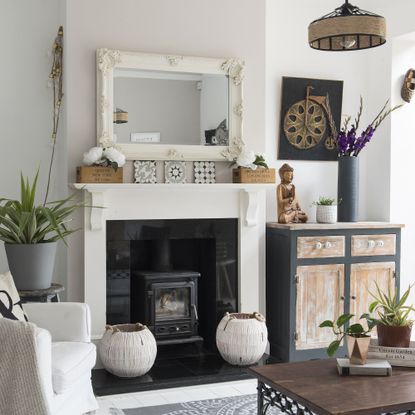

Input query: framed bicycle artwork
[278,77,343,161]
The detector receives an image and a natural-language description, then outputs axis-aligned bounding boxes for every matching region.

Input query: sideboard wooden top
[267,222,404,230]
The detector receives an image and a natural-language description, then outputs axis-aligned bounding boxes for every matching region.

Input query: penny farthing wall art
[278,77,343,161]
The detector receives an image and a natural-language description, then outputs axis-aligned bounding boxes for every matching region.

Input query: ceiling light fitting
[308,0,386,51]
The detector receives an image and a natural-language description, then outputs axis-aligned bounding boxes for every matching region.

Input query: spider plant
[0,171,82,245]
[369,282,415,327]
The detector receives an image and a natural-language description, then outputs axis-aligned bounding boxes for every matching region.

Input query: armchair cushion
[52,342,96,394]
[24,302,91,342]
[0,271,28,322]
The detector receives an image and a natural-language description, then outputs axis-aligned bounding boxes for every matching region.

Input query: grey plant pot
[337,156,359,222]
[5,242,57,290]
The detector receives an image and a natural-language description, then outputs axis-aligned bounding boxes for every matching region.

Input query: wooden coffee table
[249,359,415,415]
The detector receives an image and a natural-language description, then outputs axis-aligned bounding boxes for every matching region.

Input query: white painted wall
[266,0,376,224]
[390,34,415,310]
[0,0,67,293]
[65,0,266,302]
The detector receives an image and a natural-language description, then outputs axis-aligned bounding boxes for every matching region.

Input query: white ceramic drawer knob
[315,242,323,249]
[324,241,332,249]
[368,240,376,249]
[376,240,385,247]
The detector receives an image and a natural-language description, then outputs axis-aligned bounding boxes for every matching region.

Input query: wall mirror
[97,49,244,161]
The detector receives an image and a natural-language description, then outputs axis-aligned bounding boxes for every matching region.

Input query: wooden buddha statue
[277,163,308,224]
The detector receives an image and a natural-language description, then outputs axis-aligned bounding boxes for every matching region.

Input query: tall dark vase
[337,156,359,222]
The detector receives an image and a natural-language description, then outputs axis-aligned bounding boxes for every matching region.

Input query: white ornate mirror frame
[96,48,245,161]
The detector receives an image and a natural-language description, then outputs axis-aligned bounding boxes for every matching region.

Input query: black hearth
[92,218,273,395]
[131,271,202,345]
[106,219,238,351]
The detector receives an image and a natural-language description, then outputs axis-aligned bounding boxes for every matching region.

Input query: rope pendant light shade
[308,1,386,51]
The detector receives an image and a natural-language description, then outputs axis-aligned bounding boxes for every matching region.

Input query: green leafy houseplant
[312,196,338,206]
[0,171,82,244]
[320,313,377,357]
[0,27,75,291]
[312,196,340,224]
[369,283,415,347]
[0,171,84,290]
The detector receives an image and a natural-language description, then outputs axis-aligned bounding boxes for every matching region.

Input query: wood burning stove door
[150,281,199,342]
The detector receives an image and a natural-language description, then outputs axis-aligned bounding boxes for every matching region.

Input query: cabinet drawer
[297,236,345,259]
[351,234,396,257]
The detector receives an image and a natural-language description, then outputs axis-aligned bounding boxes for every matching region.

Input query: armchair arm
[23,302,92,343]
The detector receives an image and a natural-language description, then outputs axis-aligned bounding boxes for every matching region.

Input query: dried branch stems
[44,26,64,206]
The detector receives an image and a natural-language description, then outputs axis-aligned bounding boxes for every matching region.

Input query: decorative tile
[134,160,157,184]
[165,161,186,184]
[194,161,216,184]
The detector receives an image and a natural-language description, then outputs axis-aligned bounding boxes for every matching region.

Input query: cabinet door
[350,262,395,324]
[295,264,345,350]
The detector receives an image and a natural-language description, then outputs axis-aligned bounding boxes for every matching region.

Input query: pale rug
[110,394,281,414]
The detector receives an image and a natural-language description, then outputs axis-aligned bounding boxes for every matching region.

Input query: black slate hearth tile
[178,354,238,376]
[92,352,278,396]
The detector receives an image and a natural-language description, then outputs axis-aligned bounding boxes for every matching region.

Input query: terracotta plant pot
[346,335,371,365]
[377,324,412,348]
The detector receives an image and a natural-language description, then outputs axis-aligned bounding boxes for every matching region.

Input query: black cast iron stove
[131,270,202,345]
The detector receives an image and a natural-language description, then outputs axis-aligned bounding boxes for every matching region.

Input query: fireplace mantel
[72,183,275,230]
[74,182,269,338]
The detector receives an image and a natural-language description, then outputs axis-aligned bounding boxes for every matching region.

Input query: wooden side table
[18,283,64,303]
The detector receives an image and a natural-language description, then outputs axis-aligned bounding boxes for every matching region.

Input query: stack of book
[368,341,415,367]
[337,358,392,376]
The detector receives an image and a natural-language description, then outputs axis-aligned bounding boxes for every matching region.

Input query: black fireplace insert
[106,218,238,351]
[131,270,202,345]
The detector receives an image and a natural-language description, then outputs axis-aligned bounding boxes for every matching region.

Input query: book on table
[337,358,392,376]
[368,340,415,367]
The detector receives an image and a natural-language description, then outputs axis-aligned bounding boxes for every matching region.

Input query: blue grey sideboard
[266,222,404,362]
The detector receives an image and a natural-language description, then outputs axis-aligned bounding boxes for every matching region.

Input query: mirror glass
[113,68,230,146]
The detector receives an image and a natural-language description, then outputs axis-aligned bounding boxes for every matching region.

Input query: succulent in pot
[0,171,83,290]
[312,196,339,224]
[320,313,377,364]
[369,283,414,348]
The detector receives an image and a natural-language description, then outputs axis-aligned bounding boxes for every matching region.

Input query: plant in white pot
[313,196,339,224]
[0,171,83,290]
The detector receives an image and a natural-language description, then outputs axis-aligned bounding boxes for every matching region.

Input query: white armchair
[23,302,98,415]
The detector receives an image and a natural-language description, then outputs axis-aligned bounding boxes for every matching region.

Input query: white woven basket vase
[216,312,268,366]
[316,205,337,224]
[98,323,157,377]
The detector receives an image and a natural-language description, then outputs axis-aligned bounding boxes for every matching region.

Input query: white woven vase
[316,205,337,224]
[216,312,267,366]
[99,323,157,377]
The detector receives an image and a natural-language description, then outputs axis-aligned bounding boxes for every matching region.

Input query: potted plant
[320,313,377,364]
[0,27,86,291]
[312,196,338,224]
[0,171,83,290]
[369,283,415,348]
[223,144,275,184]
[77,145,126,183]
[232,150,275,183]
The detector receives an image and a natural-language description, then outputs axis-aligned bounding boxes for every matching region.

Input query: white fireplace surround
[74,183,270,339]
